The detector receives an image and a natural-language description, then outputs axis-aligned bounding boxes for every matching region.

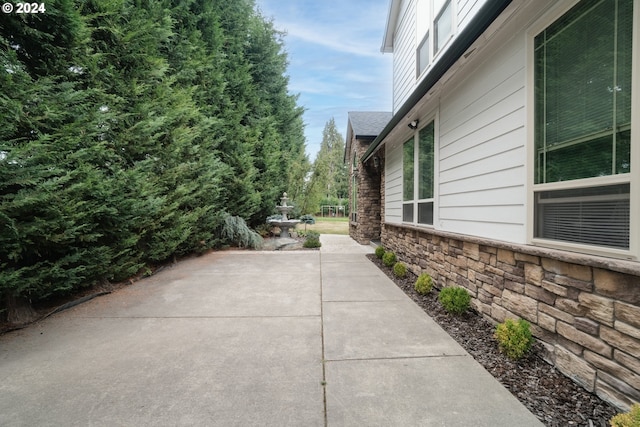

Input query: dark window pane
[403,203,414,222]
[544,135,612,182]
[417,33,429,75]
[418,202,433,225]
[534,0,633,184]
[418,122,434,200]
[403,138,414,201]
[616,129,631,175]
[435,0,452,53]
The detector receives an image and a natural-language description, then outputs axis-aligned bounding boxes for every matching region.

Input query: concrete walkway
[0,235,543,426]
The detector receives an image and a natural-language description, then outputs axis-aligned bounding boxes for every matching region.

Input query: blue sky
[254,0,393,161]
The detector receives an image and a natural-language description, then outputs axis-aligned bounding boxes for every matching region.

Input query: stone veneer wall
[381,223,640,410]
[348,140,383,245]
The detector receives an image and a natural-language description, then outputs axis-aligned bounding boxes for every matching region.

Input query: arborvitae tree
[243,13,308,223]
[0,3,104,321]
[166,0,308,225]
[0,0,84,78]
[0,0,308,322]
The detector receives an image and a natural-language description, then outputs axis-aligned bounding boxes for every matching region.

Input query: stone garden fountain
[268,192,300,237]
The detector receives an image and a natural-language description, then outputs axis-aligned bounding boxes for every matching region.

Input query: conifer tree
[0,0,309,322]
[303,118,348,213]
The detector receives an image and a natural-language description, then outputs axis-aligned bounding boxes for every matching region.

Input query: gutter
[362,0,513,162]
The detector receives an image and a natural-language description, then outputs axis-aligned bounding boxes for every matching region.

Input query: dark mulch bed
[366,254,620,427]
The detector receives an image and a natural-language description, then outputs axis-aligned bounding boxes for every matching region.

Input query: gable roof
[381,0,402,53]
[344,111,392,163]
[348,111,392,138]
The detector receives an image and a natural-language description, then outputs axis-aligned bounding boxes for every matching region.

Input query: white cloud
[280,21,383,58]
[255,0,393,160]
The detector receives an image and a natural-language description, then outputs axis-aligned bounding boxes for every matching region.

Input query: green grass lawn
[299,217,348,235]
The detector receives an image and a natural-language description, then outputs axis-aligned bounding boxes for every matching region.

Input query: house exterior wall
[378,0,640,411]
[386,31,528,242]
[458,0,485,29]
[347,137,382,244]
[384,140,404,224]
[381,223,640,410]
[392,0,417,111]
[391,0,489,112]
[438,31,526,243]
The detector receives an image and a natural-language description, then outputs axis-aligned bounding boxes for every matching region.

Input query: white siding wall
[392,0,487,112]
[457,0,485,31]
[385,31,528,244]
[385,141,404,224]
[393,0,417,112]
[438,33,526,243]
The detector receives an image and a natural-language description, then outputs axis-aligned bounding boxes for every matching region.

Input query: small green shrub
[299,214,316,225]
[219,213,263,249]
[375,245,385,259]
[611,404,640,427]
[438,286,471,315]
[494,318,533,360]
[414,273,433,295]
[382,251,396,267]
[303,231,321,248]
[393,262,407,278]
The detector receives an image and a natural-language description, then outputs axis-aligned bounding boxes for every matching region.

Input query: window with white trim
[434,0,452,54]
[416,0,454,77]
[417,32,430,76]
[402,137,414,221]
[403,121,435,225]
[533,0,634,251]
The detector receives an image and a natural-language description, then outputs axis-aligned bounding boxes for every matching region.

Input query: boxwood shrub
[393,262,407,278]
[438,286,471,315]
[494,318,533,360]
[382,251,397,267]
[375,245,385,259]
[414,273,433,295]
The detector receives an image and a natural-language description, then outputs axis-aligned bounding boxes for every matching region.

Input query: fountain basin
[268,219,301,238]
[268,192,300,237]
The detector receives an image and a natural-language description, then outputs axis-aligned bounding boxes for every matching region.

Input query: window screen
[535,184,630,249]
[403,203,414,222]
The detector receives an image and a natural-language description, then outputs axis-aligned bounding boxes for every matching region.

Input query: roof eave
[364,0,513,162]
[344,124,353,164]
[381,0,401,53]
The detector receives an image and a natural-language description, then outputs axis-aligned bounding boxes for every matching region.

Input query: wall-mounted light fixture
[408,119,419,130]
[373,156,380,168]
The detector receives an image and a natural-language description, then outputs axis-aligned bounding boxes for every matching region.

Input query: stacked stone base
[382,223,640,411]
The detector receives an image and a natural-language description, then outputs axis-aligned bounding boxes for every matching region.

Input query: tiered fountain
[268,192,300,237]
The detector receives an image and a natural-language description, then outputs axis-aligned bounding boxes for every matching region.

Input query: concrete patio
[0,235,542,426]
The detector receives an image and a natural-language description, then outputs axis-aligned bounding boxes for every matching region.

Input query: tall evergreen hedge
[0,0,308,321]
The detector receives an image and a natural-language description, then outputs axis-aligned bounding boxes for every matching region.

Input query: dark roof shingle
[348,111,392,138]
